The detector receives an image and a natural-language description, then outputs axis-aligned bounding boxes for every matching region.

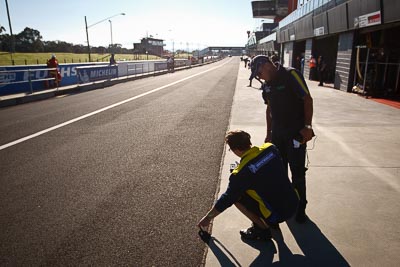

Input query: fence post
[28,69,33,94]
[77,68,80,85]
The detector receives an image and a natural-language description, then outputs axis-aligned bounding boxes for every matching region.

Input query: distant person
[248,56,263,88]
[46,54,61,88]
[317,56,327,86]
[309,55,317,81]
[243,57,250,68]
[110,53,116,65]
[295,56,301,71]
[171,57,175,72]
[167,57,174,72]
[198,130,299,241]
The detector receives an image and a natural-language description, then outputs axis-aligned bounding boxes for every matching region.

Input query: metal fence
[0,57,221,97]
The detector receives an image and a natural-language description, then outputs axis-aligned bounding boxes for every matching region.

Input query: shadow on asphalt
[206,237,243,267]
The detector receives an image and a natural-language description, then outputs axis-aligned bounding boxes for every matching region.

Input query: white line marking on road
[0,59,233,151]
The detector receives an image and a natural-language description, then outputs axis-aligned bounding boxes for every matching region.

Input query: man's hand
[197,215,212,230]
[300,128,314,143]
[198,208,220,230]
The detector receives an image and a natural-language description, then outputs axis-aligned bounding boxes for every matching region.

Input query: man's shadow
[205,218,350,267]
[204,231,303,267]
[285,217,350,267]
[205,236,244,267]
[241,228,307,267]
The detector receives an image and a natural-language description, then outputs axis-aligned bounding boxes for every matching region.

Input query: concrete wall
[283,42,294,67]
[303,39,313,80]
[335,32,354,92]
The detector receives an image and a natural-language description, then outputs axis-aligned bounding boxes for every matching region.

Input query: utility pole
[85,16,91,62]
[84,13,125,63]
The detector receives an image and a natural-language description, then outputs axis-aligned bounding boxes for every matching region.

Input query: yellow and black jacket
[215,143,299,223]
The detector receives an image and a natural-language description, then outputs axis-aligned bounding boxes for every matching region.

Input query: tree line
[0,27,133,54]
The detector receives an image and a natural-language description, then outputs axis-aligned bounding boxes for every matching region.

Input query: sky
[0,0,265,51]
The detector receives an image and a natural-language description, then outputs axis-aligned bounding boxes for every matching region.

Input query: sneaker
[295,210,308,223]
[240,224,271,241]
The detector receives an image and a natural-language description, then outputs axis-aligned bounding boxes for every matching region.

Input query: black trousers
[272,133,308,212]
[318,70,325,85]
[309,67,316,80]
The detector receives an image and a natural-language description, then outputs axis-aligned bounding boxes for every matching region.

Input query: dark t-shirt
[262,66,310,135]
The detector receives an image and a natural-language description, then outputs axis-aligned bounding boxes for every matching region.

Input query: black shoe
[295,210,308,223]
[240,224,271,241]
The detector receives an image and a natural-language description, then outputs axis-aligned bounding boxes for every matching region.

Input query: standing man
[167,56,174,73]
[110,53,117,65]
[243,56,250,68]
[250,55,314,223]
[46,54,61,88]
[309,55,317,80]
[317,56,327,86]
[248,56,263,88]
[198,130,299,240]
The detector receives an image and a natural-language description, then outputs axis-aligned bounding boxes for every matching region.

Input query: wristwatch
[305,124,313,130]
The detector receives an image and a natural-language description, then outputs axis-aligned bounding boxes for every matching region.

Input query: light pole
[84,12,125,62]
[168,29,174,58]
[5,0,14,60]
[108,20,113,53]
[172,40,175,59]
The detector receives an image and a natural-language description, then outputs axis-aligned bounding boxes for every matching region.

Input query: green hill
[0,52,164,66]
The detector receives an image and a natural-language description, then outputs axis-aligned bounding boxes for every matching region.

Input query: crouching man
[198,130,299,241]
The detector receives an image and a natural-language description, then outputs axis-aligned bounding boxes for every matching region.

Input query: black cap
[250,55,272,79]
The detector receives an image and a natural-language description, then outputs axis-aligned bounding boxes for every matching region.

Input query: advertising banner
[0,63,93,96]
[76,65,118,84]
[354,11,381,28]
[154,62,167,71]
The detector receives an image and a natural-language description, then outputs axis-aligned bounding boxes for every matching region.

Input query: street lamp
[84,12,125,62]
[108,20,113,53]
[168,29,174,58]
[172,40,175,58]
